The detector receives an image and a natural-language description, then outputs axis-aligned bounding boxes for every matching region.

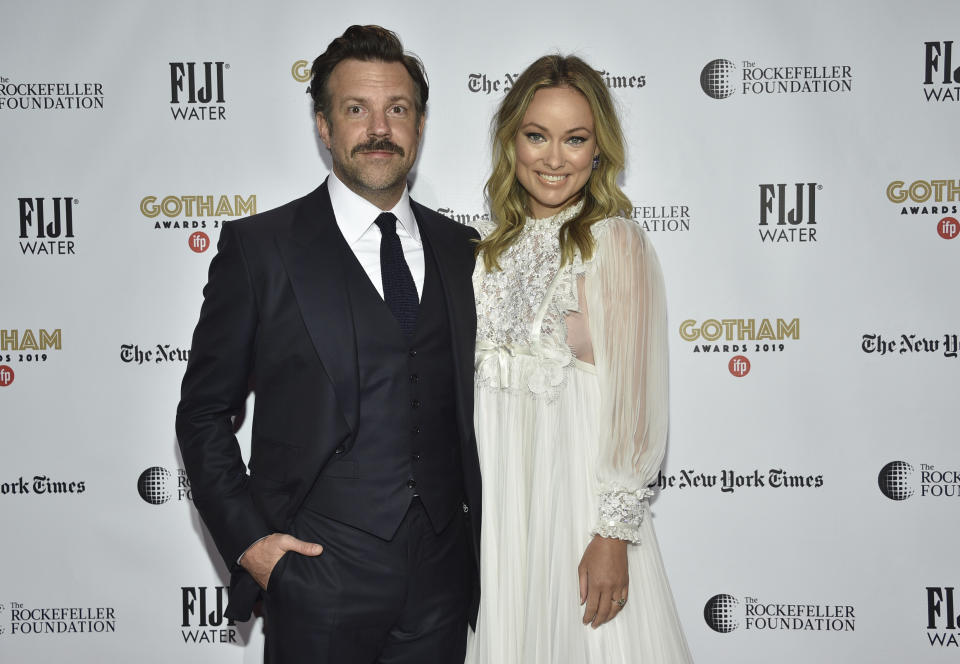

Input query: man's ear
[316,113,331,149]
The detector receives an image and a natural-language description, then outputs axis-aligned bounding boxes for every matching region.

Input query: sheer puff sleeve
[583,218,669,543]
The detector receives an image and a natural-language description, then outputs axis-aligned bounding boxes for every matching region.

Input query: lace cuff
[590,485,654,543]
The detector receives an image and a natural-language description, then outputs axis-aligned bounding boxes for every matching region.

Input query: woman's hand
[578,535,629,628]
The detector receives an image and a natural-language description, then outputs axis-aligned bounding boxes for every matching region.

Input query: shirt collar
[327,171,420,246]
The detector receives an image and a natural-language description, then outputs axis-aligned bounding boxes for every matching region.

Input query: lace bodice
[472,203,590,399]
[474,201,584,352]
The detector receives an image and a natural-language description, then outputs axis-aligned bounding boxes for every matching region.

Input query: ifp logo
[189,231,210,253]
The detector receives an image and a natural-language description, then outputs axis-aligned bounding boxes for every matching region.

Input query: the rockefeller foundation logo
[704,593,855,633]
[878,461,960,500]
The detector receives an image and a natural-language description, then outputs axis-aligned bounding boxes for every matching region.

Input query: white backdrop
[2,0,958,661]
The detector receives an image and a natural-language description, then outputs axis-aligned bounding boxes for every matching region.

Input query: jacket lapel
[276,183,359,435]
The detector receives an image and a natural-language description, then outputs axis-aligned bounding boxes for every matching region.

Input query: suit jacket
[175,182,482,622]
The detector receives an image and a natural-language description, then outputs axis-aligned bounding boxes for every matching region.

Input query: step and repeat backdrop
[1,0,957,661]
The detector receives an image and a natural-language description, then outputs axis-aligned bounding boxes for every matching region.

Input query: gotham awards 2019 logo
[679,317,800,376]
[885,178,959,239]
[139,194,255,253]
[0,328,63,387]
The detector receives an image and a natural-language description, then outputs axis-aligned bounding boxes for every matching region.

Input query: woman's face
[514,86,599,219]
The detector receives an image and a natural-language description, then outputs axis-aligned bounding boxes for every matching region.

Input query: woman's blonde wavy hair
[477,54,632,271]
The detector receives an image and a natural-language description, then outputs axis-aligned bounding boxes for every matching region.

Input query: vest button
[408,349,418,358]
[334,445,344,454]
[411,399,421,409]
[462,502,469,513]
[409,373,420,383]
[407,479,417,489]
[412,453,421,461]
[412,425,421,435]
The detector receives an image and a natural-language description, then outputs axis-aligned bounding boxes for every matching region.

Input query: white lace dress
[465,204,693,663]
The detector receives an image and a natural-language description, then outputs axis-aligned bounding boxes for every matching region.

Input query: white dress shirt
[327,172,424,301]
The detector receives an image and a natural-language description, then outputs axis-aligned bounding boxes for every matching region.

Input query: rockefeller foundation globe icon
[138,466,173,505]
[701,59,737,99]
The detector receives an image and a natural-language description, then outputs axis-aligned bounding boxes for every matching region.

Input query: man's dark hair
[309,25,429,119]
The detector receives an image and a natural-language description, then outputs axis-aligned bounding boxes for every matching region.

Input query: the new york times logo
[923,41,960,102]
[0,76,104,110]
[759,184,820,243]
[878,461,960,501]
[705,594,855,633]
[137,466,192,505]
[437,207,490,225]
[468,69,645,95]
[120,343,190,365]
[169,62,227,120]
[928,587,960,646]
[0,475,86,496]
[18,197,77,255]
[701,59,852,99]
[181,586,238,644]
[652,468,823,493]
[862,332,959,359]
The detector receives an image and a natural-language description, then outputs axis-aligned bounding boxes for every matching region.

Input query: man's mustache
[352,139,405,157]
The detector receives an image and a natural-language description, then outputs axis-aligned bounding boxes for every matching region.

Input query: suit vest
[301,232,464,539]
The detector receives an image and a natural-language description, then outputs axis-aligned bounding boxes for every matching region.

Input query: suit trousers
[263,498,471,663]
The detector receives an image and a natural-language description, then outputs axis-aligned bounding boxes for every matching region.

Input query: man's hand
[240,533,323,590]
[578,535,629,628]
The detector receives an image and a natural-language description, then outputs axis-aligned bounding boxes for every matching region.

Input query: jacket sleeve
[583,218,669,543]
[175,222,271,568]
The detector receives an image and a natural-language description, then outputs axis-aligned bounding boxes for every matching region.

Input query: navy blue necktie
[374,212,418,338]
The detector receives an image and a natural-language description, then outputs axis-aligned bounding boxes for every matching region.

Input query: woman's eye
[526,132,544,143]
[567,136,586,145]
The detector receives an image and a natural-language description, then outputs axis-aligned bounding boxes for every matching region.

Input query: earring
[592,155,600,170]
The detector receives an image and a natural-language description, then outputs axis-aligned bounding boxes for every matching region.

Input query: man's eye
[347,106,362,114]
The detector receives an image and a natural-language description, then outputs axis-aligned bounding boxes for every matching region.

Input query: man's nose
[367,109,391,136]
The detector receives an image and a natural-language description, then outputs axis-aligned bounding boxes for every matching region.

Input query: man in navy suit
[176,25,481,663]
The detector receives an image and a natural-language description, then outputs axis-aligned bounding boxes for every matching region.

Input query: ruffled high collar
[525,199,585,227]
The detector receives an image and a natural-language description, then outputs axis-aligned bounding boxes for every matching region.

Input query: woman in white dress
[465,55,693,663]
